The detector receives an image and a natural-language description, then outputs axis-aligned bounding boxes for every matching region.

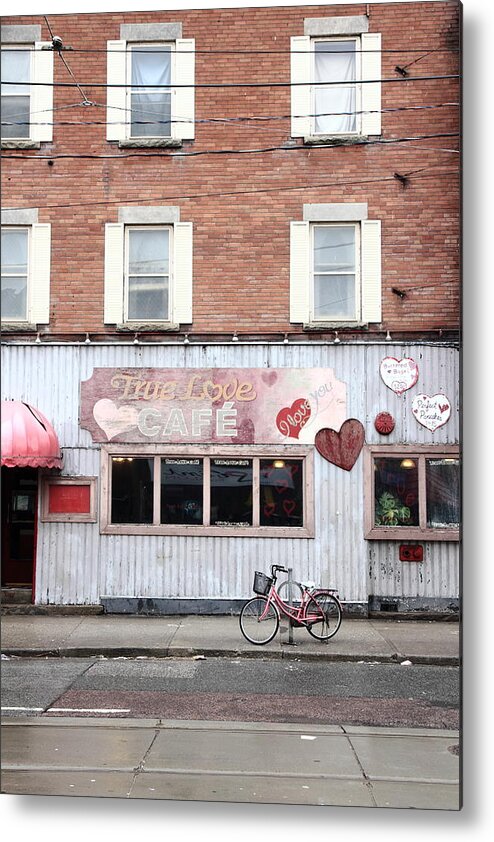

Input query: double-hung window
[1,211,51,326]
[291,17,381,140]
[107,23,195,144]
[290,204,381,326]
[1,27,53,145]
[104,206,192,327]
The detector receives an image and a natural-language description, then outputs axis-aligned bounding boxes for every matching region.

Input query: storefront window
[426,458,460,528]
[260,459,303,527]
[111,457,153,523]
[210,459,253,526]
[374,457,419,527]
[161,458,203,525]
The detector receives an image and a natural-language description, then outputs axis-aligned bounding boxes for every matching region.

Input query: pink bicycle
[239,564,342,645]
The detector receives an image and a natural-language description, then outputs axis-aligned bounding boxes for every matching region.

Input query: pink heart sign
[315,419,365,471]
[93,399,138,440]
[276,398,311,440]
[411,394,451,432]
[380,357,419,395]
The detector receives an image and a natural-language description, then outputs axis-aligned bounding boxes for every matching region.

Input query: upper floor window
[106,23,195,145]
[1,216,51,326]
[291,17,381,140]
[290,203,381,326]
[104,206,192,327]
[1,29,53,145]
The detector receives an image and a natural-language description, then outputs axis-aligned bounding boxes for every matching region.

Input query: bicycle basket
[253,571,273,595]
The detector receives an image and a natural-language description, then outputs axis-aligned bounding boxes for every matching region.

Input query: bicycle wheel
[305,592,342,641]
[277,579,305,606]
[239,597,280,645]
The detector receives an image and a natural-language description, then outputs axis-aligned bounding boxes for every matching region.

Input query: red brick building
[1,3,461,614]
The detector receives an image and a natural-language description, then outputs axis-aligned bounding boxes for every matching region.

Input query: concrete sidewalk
[0,613,460,664]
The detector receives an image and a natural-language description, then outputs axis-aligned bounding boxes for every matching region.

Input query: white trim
[104,223,125,323]
[289,220,310,323]
[290,35,311,138]
[106,39,127,141]
[31,43,53,142]
[30,223,51,324]
[361,33,382,136]
[310,222,360,323]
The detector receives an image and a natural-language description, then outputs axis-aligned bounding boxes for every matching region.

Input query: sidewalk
[0,613,460,664]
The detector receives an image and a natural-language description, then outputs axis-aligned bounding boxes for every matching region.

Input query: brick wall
[1,2,460,339]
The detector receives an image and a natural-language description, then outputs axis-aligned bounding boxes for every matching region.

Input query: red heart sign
[276,398,311,440]
[283,499,296,516]
[315,419,365,471]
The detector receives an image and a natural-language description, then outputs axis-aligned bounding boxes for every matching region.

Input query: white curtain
[130,46,171,136]
[314,42,356,134]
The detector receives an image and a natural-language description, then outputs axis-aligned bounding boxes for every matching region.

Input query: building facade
[1,2,461,614]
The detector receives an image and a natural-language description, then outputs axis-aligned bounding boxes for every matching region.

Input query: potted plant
[375,491,411,526]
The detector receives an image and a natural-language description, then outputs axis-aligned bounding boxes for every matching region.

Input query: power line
[1,168,459,214]
[4,44,459,55]
[0,132,460,161]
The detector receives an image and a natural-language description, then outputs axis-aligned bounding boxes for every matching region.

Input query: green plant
[375,491,411,526]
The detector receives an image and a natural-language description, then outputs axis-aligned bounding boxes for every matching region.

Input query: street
[1,655,459,728]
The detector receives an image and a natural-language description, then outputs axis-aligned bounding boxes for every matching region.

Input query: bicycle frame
[260,584,323,627]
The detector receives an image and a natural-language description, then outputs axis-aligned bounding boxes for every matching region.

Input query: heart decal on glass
[380,357,419,395]
[315,419,365,471]
[276,398,311,440]
[411,394,451,432]
[93,399,138,441]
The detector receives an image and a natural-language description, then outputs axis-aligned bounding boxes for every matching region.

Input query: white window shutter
[291,36,311,138]
[290,221,310,323]
[107,40,127,141]
[361,219,382,323]
[31,44,53,142]
[174,39,195,140]
[30,223,51,324]
[173,222,193,323]
[104,223,124,323]
[361,33,381,136]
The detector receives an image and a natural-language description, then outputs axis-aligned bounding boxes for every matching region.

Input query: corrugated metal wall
[2,342,459,605]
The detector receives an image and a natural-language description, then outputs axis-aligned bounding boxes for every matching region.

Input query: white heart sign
[380,357,419,395]
[93,399,138,440]
[411,394,451,432]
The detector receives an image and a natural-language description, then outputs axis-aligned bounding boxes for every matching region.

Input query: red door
[1,467,38,588]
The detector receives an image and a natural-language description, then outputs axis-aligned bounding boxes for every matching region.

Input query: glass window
[426,458,460,528]
[1,48,30,139]
[374,457,419,527]
[126,227,170,321]
[111,457,153,523]
[314,40,357,135]
[161,458,203,524]
[313,224,356,320]
[130,45,171,137]
[260,459,303,527]
[1,228,28,320]
[210,459,253,526]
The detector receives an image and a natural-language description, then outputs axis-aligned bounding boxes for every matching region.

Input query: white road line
[2,706,45,712]
[48,707,131,714]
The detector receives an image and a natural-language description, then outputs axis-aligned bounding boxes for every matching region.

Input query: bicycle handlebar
[271,564,288,578]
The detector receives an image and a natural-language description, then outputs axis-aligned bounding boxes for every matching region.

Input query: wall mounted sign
[380,357,419,395]
[411,393,451,432]
[374,411,395,435]
[314,419,365,471]
[80,368,347,445]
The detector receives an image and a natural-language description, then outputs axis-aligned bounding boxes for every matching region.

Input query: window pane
[1,95,30,138]
[426,459,460,528]
[314,274,355,319]
[314,226,355,272]
[111,457,153,523]
[128,275,169,320]
[128,229,169,274]
[131,46,171,137]
[374,457,419,527]
[1,49,30,93]
[161,458,203,524]
[1,229,28,319]
[210,459,253,526]
[260,459,303,527]
[314,41,356,133]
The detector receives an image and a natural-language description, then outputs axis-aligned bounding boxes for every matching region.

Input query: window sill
[1,139,41,149]
[303,134,368,146]
[118,138,183,148]
[1,322,38,332]
[115,322,180,332]
[366,527,459,542]
[101,524,314,539]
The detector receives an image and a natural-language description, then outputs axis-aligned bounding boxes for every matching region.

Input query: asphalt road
[1,656,460,728]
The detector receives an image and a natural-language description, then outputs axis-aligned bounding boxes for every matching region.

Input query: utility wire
[43,16,94,106]
[1,168,459,214]
[7,44,459,55]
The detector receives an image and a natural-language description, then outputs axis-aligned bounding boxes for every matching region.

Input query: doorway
[1,467,38,588]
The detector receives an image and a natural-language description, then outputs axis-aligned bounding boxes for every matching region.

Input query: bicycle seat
[300,580,316,590]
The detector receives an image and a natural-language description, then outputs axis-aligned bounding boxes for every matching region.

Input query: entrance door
[1,467,38,588]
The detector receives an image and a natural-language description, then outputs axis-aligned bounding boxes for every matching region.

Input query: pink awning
[1,400,63,469]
